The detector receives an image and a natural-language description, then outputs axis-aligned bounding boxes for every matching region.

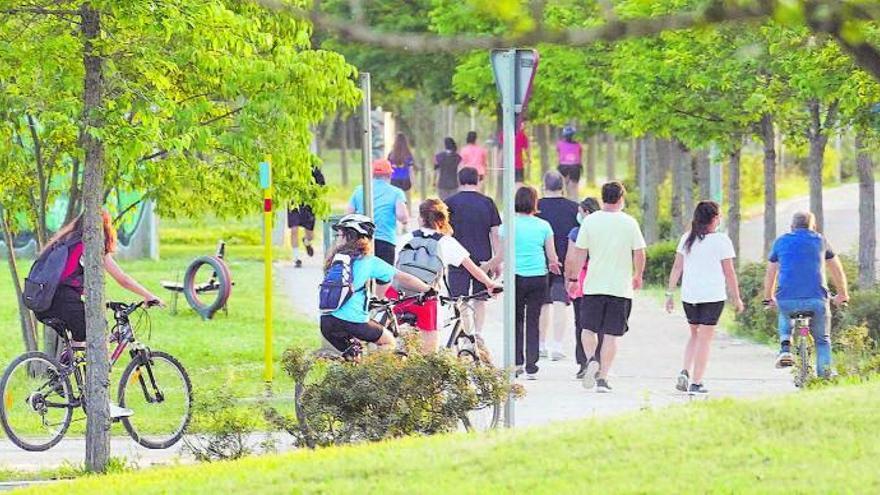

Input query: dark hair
[580,197,601,214]
[444,137,457,153]
[324,229,372,271]
[466,131,477,144]
[458,166,479,186]
[515,186,538,214]
[420,198,453,235]
[388,133,413,166]
[684,200,720,253]
[601,181,626,204]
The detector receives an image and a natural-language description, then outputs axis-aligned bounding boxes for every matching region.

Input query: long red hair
[43,210,117,255]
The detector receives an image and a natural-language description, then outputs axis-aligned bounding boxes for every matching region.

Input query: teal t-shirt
[330,255,396,323]
[501,214,554,277]
[349,180,407,245]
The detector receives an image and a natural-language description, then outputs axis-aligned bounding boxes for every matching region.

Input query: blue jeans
[776,298,831,376]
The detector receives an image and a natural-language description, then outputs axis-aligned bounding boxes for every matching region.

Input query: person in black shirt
[435,137,462,200]
[536,170,580,360]
[445,167,502,336]
[288,166,326,268]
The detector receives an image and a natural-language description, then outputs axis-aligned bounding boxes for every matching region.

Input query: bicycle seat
[788,310,814,319]
[397,312,418,326]
[41,318,68,333]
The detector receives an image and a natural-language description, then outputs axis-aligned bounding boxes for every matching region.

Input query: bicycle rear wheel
[796,338,810,388]
[0,352,74,451]
[457,355,502,432]
[118,351,192,449]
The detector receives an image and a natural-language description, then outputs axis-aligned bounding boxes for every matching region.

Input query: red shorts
[386,287,438,332]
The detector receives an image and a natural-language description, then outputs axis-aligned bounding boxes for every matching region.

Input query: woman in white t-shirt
[665,201,744,395]
[393,199,501,353]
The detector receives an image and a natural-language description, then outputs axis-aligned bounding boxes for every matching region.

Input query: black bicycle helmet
[333,213,376,238]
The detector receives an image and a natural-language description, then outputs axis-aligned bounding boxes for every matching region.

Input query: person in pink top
[459,131,488,182]
[557,126,583,200]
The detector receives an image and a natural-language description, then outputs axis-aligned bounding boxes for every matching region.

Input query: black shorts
[544,274,570,305]
[287,206,316,231]
[558,164,583,183]
[320,315,384,352]
[35,286,86,341]
[515,168,524,183]
[682,301,725,326]
[581,294,632,336]
[391,177,412,192]
[448,266,488,299]
[374,240,396,266]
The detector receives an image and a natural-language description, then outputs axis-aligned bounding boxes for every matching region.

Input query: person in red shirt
[499,119,531,187]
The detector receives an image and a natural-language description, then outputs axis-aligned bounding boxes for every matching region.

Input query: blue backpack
[23,233,82,313]
[318,253,365,314]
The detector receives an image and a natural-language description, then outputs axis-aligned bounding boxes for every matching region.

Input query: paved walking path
[279,258,793,427]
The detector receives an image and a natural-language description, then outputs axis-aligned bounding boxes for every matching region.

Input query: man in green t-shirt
[564,182,646,393]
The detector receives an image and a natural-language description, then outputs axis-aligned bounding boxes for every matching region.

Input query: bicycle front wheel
[0,352,74,451]
[118,351,192,449]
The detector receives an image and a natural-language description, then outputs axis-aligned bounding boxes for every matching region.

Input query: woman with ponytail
[391,198,501,353]
[665,201,744,395]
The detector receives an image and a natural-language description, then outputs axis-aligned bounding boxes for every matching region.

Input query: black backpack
[23,233,82,313]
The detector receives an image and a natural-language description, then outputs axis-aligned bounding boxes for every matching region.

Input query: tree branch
[0,7,79,16]
[254,0,777,53]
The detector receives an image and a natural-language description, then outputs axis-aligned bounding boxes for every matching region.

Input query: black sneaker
[688,383,708,395]
[305,244,315,257]
[595,378,612,393]
[676,370,689,392]
[294,259,303,268]
[575,363,588,380]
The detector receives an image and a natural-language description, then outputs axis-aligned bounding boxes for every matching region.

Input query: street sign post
[491,48,538,428]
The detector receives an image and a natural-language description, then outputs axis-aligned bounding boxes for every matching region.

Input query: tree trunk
[586,134,597,186]
[696,149,711,200]
[536,124,549,176]
[605,133,615,180]
[727,146,742,265]
[806,99,839,232]
[760,114,778,258]
[0,207,38,353]
[81,4,111,473]
[634,137,643,191]
[682,148,695,221]
[65,158,83,224]
[643,135,659,244]
[671,141,685,237]
[856,132,876,288]
[629,137,637,179]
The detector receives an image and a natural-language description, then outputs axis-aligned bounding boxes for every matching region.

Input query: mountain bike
[787,310,815,388]
[0,301,192,451]
[439,288,503,431]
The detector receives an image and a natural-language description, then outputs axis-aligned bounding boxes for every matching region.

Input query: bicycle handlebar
[439,287,503,305]
[106,300,161,317]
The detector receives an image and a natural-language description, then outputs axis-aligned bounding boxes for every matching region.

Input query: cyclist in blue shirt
[762,211,849,376]
[321,214,431,355]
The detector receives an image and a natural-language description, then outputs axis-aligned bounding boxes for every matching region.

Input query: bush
[841,288,880,343]
[271,343,520,448]
[734,262,777,342]
[182,388,266,462]
[644,241,677,287]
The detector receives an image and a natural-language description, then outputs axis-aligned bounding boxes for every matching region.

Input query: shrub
[270,344,519,448]
[182,388,264,462]
[841,288,880,343]
[644,240,677,287]
[734,262,776,342]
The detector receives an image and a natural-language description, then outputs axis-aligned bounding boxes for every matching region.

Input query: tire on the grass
[182,255,232,320]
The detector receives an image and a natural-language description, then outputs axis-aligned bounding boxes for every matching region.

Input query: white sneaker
[551,351,566,361]
[539,349,548,359]
[526,373,537,381]
[581,358,600,390]
[110,403,134,419]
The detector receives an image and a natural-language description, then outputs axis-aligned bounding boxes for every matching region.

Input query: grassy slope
[0,240,318,436]
[26,381,880,494]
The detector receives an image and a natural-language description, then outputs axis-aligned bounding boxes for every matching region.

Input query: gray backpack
[395,230,444,295]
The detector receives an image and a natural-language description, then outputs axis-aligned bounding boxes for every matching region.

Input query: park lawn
[0,241,319,437]
[25,380,880,494]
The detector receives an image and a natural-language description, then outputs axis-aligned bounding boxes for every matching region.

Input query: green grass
[0,236,318,439]
[20,380,880,494]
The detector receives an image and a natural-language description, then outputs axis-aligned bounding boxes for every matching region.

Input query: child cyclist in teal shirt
[320,214,431,355]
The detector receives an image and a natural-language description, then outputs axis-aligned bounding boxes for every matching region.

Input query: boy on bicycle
[320,214,431,356]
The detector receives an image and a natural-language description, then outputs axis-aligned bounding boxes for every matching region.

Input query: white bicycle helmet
[333,213,376,238]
